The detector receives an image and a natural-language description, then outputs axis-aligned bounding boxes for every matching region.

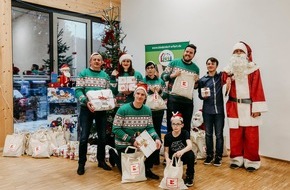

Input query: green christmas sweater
[143,75,167,99]
[161,59,199,103]
[75,68,110,106]
[112,102,160,150]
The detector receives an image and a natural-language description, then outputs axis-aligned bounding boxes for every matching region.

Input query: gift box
[86,89,115,111]
[135,130,156,158]
[118,76,137,91]
[201,87,211,97]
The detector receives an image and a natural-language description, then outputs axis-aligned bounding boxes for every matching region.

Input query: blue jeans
[203,112,225,157]
[78,106,107,165]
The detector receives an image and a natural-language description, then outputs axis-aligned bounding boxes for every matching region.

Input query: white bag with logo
[171,72,196,100]
[86,89,115,111]
[121,146,146,183]
[145,91,167,110]
[159,156,188,189]
[3,133,26,157]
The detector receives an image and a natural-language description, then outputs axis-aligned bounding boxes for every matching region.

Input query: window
[53,13,91,76]
[12,5,106,133]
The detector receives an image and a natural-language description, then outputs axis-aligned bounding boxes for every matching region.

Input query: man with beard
[224,42,268,172]
[161,44,200,133]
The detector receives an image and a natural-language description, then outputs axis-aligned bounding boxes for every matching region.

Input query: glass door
[53,13,91,77]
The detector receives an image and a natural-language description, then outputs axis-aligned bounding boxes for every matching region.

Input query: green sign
[145,41,189,66]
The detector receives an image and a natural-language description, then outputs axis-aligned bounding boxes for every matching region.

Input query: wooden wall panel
[0,0,14,148]
[0,0,121,148]
[22,0,121,19]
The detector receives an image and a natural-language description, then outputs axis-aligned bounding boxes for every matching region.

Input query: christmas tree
[43,28,74,74]
[100,7,127,74]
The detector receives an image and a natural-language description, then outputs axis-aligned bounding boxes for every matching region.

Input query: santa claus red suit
[223,42,268,172]
[59,64,71,87]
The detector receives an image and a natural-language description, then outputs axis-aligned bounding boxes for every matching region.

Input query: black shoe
[246,167,256,172]
[213,156,222,167]
[109,149,116,167]
[230,163,240,169]
[184,175,194,187]
[77,164,85,175]
[145,169,159,180]
[204,156,213,165]
[98,161,112,171]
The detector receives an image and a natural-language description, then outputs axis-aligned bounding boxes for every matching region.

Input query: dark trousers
[167,96,193,133]
[78,106,107,165]
[173,150,195,177]
[110,147,156,173]
[203,112,225,157]
[151,110,164,164]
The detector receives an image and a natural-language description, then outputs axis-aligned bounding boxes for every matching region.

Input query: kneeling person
[110,83,162,180]
[164,112,195,187]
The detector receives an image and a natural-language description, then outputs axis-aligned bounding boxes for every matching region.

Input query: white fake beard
[229,54,248,81]
[63,71,71,77]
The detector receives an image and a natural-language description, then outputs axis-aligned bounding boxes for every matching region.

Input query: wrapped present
[86,89,115,111]
[135,130,156,158]
[118,76,137,92]
[201,87,211,97]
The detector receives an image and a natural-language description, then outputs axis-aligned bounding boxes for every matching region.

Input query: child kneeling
[164,112,195,187]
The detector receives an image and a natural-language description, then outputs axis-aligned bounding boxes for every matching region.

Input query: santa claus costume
[224,42,268,172]
[59,64,71,87]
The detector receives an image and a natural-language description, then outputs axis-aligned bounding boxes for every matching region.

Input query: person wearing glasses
[164,112,195,187]
[143,61,167,165]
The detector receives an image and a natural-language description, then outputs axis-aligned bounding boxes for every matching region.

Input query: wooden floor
[0,153,289,190]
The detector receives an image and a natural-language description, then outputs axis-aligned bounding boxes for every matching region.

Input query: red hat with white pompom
[232,41,253,62]
[60,64,70,71]
[171,112,183,122]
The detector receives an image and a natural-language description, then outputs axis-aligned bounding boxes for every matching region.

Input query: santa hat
[134,83,148,97]
[60,64,70,71]
[171,112,183,122]
[119,54,133,65]
[232,41,253,62]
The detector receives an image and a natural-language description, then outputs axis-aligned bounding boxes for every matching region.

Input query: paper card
[135,130,157,158]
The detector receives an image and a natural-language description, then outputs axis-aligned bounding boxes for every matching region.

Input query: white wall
[121,0,290,161]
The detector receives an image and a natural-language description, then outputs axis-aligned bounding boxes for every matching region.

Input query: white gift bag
[121,146,146,183]
[145,91,167,110]
[86,89,115,111]
[171,72,196,100]
[190,128,206,159]
[3,133,26,157]
[159,156,188,189]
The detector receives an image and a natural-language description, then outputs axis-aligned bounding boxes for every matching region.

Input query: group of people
[74,41,267,187]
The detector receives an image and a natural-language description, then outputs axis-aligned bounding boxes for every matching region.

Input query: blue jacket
[197,72,225,114]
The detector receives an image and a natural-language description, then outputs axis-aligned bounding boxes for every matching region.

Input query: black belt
[229,97,252,104]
